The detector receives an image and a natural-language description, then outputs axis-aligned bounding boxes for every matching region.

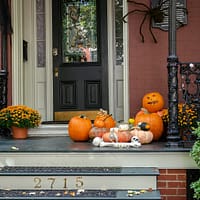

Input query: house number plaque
[151,0,187,31]
[33,176,84,189]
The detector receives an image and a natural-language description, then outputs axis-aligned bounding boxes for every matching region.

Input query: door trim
[45,0,54,121]
[11,0,129,122]
[11,0,24,104]
[123,0,130,122]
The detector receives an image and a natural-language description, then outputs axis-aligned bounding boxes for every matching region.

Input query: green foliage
[190,122,200,199]
[193,122,200,138]
[191,179,200,200]
[191,140,200,168]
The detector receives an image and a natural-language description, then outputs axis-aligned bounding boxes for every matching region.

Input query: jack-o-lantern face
[142,92,164,113]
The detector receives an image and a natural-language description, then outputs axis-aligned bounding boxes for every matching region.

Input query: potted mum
[161,103,198,143]
[0,105,41,139]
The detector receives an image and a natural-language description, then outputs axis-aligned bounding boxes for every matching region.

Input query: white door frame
[11,0,129,122]
[11,0,24,105]
[123,0,130,122]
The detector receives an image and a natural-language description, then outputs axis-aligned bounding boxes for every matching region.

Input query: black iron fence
[179,62,200,147]
[0,69,10,136]
[0,69,8,110]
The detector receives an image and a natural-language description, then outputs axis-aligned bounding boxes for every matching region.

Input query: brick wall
[129,0,200,116]
[158,169,187,200]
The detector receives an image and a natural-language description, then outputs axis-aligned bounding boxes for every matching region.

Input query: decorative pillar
[166,0,181,146]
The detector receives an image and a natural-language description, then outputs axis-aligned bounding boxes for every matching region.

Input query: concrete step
[0,167,159,190]
[29,124,68,136]
[0,189,161,199]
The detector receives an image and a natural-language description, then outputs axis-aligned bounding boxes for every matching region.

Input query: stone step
[29,124,68,136]
[0,189,161,199]
[0,167,159,190]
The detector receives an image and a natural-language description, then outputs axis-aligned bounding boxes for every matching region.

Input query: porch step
[0,189,161,199]
[0,167,159,190]
[29,124,68,136]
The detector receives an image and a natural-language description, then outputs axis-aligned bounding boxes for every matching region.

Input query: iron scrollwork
[0,69,7,110]
[179,62,200,147]
[0,69,11,137]
[166,56,180,146]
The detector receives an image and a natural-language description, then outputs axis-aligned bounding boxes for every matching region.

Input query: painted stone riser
[0,166,161,199]
[0,176,157,190]
[0,167,158,190]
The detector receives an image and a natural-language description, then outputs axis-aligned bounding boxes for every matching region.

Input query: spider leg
[176,7,188,16]
[122,10,147,23]
[159,0,169,7]
[149,16,157,43]
[176,7,188,27]
[139,14,148,43]
[127,0,150,10]
[161,6,188,27]
[176,19,185,27]
[160,1,188,16]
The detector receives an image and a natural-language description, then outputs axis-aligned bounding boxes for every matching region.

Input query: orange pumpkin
[94,109,116,129]
[102,132,114,142]
[134,109,163,141]
[142,92,164,113]
[68,115,92,142]
[102,131,131,143]
[93,119,105,128]
[103,115,116,128]
[130,129,153,144]
[117,131,132,142]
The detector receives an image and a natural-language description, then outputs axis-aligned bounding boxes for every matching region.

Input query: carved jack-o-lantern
[142,92,164,113]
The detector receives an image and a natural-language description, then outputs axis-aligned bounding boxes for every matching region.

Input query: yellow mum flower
[161,103,198,129]
[0,105,41,128]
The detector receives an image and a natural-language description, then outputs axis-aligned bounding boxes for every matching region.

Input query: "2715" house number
[34,176,84,189]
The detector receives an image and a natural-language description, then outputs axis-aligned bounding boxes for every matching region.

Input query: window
[62,0,98,63]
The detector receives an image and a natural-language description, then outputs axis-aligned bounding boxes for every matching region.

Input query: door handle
[52,48,58,56]
[54,67,59,78]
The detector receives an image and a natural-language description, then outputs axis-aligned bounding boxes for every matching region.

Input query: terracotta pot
[11,126,28,139]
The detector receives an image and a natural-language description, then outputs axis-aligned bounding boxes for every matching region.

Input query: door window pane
[62,0,98,63]
[115,0,123,65]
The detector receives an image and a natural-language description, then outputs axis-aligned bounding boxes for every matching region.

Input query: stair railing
[179,62,200,147]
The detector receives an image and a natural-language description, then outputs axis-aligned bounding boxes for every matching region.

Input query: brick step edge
[0,189,161,200]
[0,166,159,176]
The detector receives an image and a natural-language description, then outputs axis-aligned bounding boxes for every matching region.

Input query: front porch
[0,125,198,199]
[0,125,195,157]
[0,0,200,199]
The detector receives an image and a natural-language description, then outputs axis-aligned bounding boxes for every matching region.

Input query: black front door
[52,0,108,120]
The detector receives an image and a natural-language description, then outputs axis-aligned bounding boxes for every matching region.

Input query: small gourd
[94,109,116,129]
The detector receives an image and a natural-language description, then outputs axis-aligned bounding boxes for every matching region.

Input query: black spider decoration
[122,0,188,43]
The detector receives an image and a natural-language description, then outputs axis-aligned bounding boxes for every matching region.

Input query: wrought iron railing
[179,62,200,147]
[0,69,8,110]
[0,69,11,137]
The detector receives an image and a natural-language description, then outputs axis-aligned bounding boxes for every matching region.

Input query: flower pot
[11,126,28,139]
